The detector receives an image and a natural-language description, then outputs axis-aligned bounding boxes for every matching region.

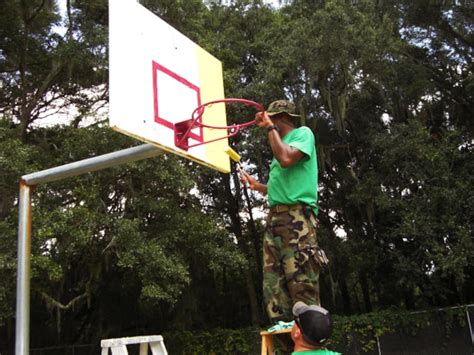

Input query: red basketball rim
[175,98,264,149]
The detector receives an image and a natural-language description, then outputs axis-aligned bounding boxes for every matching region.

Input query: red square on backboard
[152,61,203,142]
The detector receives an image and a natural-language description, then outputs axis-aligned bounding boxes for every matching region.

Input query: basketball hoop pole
[15,144,163,355]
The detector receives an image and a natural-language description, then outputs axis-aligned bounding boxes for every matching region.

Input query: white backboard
[109,0,230,173]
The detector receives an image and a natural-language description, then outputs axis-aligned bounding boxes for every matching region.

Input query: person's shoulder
[292,126,314,138]
[296,126,313,134]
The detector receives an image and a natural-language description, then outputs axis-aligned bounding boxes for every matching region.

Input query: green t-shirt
[268,126,318,215]
[292,350,341,355]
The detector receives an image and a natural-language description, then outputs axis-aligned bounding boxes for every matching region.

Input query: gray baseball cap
[293,301,333,345]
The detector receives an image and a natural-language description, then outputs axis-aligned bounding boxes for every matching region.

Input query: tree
[0,0,108,141]
[1,0,473,352]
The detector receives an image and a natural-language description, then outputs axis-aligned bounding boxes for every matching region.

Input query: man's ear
[281,116,295,128]
[293,325,302,339]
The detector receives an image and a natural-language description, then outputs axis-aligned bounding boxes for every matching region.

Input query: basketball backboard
[109,0,230,173]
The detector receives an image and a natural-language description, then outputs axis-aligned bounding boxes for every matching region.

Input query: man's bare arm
[267,129,304,168]
[255,111,305,168]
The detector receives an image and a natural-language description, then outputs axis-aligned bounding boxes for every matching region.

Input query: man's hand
[239,170,258,190]
[239,170,268,195]
[255,111,273,128]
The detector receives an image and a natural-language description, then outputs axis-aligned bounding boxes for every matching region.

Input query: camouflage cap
[266,100,300,118]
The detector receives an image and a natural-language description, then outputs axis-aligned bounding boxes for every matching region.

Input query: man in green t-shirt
[291,301,341,354]
[241,100,326,352]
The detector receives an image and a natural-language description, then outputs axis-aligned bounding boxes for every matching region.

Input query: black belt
[269,203,306,213]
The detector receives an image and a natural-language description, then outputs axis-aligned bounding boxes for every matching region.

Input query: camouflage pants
[263,206,320,322]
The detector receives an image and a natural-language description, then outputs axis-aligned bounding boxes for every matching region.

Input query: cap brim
[293,302,329,317]
[292,301,309,317]
[267,111,300,118]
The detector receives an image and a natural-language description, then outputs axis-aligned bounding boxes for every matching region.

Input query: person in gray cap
[291,302,340,354]
[241,100,327,353]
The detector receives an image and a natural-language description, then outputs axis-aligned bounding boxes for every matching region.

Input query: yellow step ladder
[260,328,292,355]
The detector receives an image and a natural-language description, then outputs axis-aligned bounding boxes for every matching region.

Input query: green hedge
[163,327,261,354]
[163,306,470,354]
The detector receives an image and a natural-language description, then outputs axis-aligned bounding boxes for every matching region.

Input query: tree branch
[41,289,89,311]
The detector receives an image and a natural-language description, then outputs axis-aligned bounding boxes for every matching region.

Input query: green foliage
[1,0,473,352]
[0,220,17,326]
[163,327,260,354]
[329,306,471,354]
[345,120,474,308]
[161,307,471,354]
[0,0,108,139]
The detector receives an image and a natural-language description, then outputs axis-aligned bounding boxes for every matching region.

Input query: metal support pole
[16,183,32,355]
[467,307,474,348]
[15,144,163,355]
[22,144,163,185]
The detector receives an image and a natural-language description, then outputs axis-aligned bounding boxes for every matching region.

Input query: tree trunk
[244,267,260,325]
[223,173,261,325]
[359,271,372,312]
[340,275,352,315]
